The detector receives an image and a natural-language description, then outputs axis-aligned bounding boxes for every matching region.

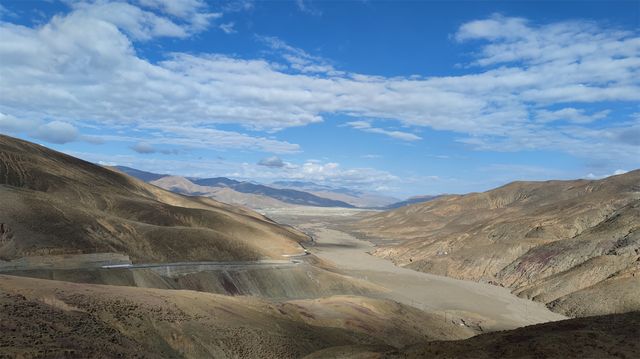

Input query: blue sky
[0,0,638,197]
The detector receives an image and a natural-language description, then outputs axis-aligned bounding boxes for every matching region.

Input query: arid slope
[0,134,307,263]
[313,311,640,359]
[0,274,471,358]
[349,171,640,316]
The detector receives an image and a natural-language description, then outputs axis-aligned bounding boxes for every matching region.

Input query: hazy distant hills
[271,180,400,208]
[117,165,354,208]
[350,171,640,317]
[116,165,410,209]
[0,134,308,263]
[383,194,444,209]
[150,175,293,209]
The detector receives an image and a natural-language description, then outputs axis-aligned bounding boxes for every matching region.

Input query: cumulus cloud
[0,113,105,145]
[258,156,286,168]
[346,121,421,141]
[31,121,79,144]
[0,113,35,132]
[0,9,638,164]
[0,115,69,144]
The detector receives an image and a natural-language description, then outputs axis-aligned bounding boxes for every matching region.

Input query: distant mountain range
[270,180,401,208]
[114,165,441,210]
[115,166,355,208]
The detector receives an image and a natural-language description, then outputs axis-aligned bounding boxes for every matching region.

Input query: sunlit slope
[0,134,308,262]
[350,171,640,316]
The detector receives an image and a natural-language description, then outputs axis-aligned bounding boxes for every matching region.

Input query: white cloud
[295,0,321,16]
[0,113,106,145]
[258,35,338,74]
[68,149,398,192]
[586,169,628,179]
[31,120,79,144]
[0,10,638,165]
[137,0,204,18]
[455,15,530,43]
[71,1,189,40]
[135,0,220,33]
[346,121,421,141]
[0,112,36,132]
[93,126,300,154]
[255,160,398,188]
[535,108,609,124]
[1,113,79,144]
[219,22,236,34]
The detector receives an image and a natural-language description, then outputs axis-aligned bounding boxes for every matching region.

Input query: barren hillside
[349,171,640,316]
[0,134,308,263]
[0,274,472,358]
[315,310,640,358]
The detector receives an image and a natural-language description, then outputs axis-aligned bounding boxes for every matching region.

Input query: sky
[0,0,638,198]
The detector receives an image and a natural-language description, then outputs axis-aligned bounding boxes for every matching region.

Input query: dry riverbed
[264,206,566,332]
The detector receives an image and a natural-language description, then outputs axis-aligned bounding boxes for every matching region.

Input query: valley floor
[264,207,566,332]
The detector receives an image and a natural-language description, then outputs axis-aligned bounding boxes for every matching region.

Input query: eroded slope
[0,134,307,263]
[349,171,640,316]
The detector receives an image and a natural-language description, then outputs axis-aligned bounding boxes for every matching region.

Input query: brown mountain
[348,171,640,317]
[0,134,307,263]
